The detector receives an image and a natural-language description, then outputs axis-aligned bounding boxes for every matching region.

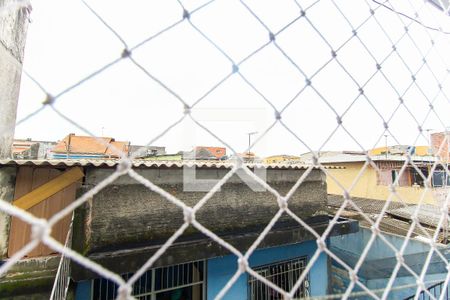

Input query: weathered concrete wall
[0,255,60,299]
[71,166,360,280]
[0,0,30,158]
[85,167,325,186]
[80,168,328,253]
[0,166,16,258]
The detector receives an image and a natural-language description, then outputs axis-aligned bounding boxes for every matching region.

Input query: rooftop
[51,134,129,157]
[317,153,437,164]
[0,158,343,169]
[327,195,448,242]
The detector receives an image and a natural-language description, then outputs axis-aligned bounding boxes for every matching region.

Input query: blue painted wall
[75,241,328,300]
[207,240,328,300]
[75,280,91,300]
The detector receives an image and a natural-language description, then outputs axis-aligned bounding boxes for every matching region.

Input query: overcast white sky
[13,0,450,156]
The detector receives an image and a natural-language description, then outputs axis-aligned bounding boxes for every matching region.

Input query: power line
[372,0,450,35]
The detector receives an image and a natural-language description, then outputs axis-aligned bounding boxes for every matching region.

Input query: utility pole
[0,1,30,258]
[384,134,388,159]
[247,131,258,161]
[0,1,30,159]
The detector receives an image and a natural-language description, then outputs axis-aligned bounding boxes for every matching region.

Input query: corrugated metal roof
[0,159,344,169]
[327,195,445,240]
[328,194,408,214]
[387,204,447,228]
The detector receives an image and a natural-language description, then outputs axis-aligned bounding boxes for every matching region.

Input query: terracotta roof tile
[52,134,129,157]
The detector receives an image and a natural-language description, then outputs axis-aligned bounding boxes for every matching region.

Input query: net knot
[42,94,55,105]
[121,48,131,58]
[396,252,405,265]
[416,279,425,291]
[316,238,326,251]
[274,110,282,120]
[343,191,350,200]
[348,270,358,282]
[277,196,288,210]
[184,104,191,115]
[237,257,248,272]
[31,219,50,241]
[117,284,132,300]
[370,224,380,235]
[183,9,190,19]
[183,207,195,223]
[117,158,132,174]
[269,32,275,42]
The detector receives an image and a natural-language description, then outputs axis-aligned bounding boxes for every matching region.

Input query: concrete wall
[207,240,329,299]
[79,167,327,253]
[0,166,16,258]
[0,255,60,299]
[71,166,361,280]
[325,162,437,204]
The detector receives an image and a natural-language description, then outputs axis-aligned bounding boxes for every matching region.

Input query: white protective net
[2,0,450,299]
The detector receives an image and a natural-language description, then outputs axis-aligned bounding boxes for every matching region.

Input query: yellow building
[263,155,301,164]
[318,153,439,205]
[369,145,431,156]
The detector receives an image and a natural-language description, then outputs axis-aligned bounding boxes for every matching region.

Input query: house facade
[74,240,331,299]
[313,152,440,205]
[0,159,357,299]
[12,139,56,159]
[193,146,226,160]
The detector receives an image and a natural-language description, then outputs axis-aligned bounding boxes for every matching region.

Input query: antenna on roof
[246,131,258,160]
[384,134,389,159]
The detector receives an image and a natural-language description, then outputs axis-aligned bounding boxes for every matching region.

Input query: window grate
[92,260,205,300]
[248,257,309,300]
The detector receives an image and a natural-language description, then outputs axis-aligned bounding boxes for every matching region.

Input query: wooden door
[8,166,80,257]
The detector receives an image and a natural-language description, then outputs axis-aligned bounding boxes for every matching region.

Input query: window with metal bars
[92,260,205,300]
[248,257,309,300]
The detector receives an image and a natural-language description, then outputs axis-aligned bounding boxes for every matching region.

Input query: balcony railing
[404,281,449,300]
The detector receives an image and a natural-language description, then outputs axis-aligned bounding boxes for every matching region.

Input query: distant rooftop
[300,146,438,164]
[51,134,129,157]
[317,153,437,164]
